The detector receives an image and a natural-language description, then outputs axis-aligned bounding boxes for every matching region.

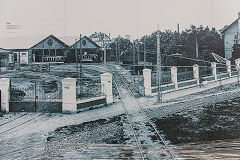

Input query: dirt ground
[2,64,240,159]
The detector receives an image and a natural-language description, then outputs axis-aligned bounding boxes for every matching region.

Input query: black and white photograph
[1,0,240,159]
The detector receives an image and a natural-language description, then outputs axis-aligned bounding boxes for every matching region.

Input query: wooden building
[68,36,101,63]
[29,35,69,63]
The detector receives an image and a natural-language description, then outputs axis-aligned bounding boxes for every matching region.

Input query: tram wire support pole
[137,40,140,65]
[104,34,107,67]
[144,37,146,68]
[118,38,120,64]
[48,46,51,74]
[157,28,162,103]
[133,40,135,65]
[75,39,78,72]
[34,80,37,113]
[115,39,118,64]
[42,43,44,63]
[238,66,240,85]
[79,34,83,96]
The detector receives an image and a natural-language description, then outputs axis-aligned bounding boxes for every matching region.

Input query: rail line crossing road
[112,66,179,160]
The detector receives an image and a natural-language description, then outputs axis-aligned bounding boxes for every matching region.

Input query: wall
[20,51,29,64]
[9,101,62,113]
[224,21,239,59]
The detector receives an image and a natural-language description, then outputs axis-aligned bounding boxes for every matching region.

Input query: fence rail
[199,66,212,77]
[10,78,62,102]
[152,71,172,86]
[177,71,194,82]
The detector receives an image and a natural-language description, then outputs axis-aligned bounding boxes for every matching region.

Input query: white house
[221,12,240,59]
[89,32,111,48]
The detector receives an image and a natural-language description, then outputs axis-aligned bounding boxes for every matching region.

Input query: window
[82,40,86,46]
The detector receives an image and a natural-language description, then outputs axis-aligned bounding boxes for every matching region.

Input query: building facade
[29,35,69,64]
[221,13,240,59]
[0,48,12,66]
[89,32,111,48]
[68,36,101,63]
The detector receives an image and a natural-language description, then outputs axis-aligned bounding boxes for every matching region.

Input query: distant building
[0,34,102,64]
[0,48,12,66]
[0,35,52,64]
[12,49,29,64]
[125,35,131,41]
[29,35,69,63]
[221,12,240,59]
[69,36,101,63]
[89,32,111,48]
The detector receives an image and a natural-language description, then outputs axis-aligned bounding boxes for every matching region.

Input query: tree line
[108,25,225,64]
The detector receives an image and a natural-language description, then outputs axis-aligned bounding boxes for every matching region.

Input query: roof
[211,52,228,63]
[0,48,12,53]
[70,36,100,48]
[220,18,239,33]
[29,34,69,49]
[0,35,78,50]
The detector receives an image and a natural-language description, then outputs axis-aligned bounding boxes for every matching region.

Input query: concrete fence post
[193,64,200,85]
[143,68,152,97]
[235,59,240,67]
[8,54,14,64]
[235,59,240,72]
[171,67,178,90]
[226,60,231,77]
[62,78,77,113]
[101,73,113,105]
[0,78,10,113]
[211,62,217,80]
[235,59,240,84]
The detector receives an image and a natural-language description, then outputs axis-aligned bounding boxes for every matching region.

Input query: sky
[0,0,240,39]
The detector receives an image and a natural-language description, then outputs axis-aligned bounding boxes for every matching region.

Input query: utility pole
[177,23,180,34]
[157,29,162,103]
[79,34,83,95]
[137,40,140,65]
[196,37,199,59]
[144,37,146,68]
[118,39,120,64]
[42,43,44,62]
[75,39,78,72]
[104,34,107,67]
[115,39,118,64]
[133,40,135,65]
[48,45,50,74]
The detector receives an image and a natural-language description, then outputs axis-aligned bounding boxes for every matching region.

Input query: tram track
[112,66,178,159]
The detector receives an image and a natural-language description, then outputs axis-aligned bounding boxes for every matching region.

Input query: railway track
[0,110,49,137]
[112,66,178,159]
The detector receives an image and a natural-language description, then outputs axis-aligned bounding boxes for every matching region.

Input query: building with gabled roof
[0,34,103,64]
[89,32,111,48]
[221,13,240,59]
[29,35,69,63]
[67,36,101,63]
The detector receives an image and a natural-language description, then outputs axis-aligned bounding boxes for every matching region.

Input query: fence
[199,66,212,77]
[177,70,194,82]
[10,78,62,112]
[216,63,227,74]
[10,78,62,102]
[142,60,240,96]
[76,76,102,100]
[152,70,172,86]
